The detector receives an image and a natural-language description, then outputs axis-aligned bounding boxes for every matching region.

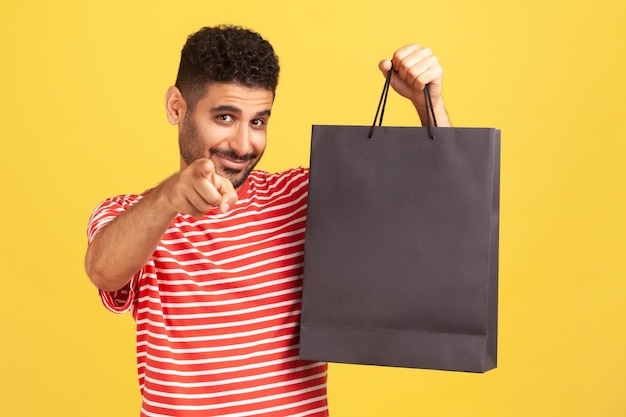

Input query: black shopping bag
[299,76,500,373]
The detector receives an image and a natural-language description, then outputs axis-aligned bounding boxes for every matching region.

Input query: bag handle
[368,66,437,139]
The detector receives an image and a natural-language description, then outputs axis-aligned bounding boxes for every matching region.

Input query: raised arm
[85,159,237,292]
[379,44,451,127]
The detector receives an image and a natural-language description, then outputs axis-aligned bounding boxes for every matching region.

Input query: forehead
[197,82,274,111]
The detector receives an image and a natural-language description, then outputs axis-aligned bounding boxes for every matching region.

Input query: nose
[229,123,253,157]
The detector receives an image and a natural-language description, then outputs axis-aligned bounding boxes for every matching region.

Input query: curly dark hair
[175,25,280,109]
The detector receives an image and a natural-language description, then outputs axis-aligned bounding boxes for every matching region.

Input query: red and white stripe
[87,168,328,417]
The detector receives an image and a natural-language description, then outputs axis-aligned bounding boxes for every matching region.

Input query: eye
[251,118,267,128]
[217,114,234,122]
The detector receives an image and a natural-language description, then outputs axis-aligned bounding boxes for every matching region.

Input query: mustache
[209,148,258,162]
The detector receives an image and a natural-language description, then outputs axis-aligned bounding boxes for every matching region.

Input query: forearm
[85,183,177,292]
[415,97,452,128]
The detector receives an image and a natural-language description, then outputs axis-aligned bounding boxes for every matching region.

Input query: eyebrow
[210,105,271,117]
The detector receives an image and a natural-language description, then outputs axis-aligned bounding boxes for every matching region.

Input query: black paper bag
[299,93,500,372]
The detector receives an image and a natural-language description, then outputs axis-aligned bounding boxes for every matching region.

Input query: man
[85,25,451,417]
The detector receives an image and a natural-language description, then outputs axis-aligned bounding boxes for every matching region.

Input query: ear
[165,86,187,125]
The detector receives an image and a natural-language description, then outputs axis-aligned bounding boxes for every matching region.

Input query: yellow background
[1,0,624,416]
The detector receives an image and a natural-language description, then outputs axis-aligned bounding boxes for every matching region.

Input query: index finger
[392,45,433,81]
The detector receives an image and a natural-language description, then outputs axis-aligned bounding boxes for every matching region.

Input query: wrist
[148,176,180,219]
[415,97,450,127]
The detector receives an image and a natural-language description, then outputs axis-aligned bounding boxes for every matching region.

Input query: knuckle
[407,66,420,79]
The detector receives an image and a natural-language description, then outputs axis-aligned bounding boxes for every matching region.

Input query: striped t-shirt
[87,167,329,417]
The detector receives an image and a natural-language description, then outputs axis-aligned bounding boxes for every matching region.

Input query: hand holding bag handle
[368,66,438,139]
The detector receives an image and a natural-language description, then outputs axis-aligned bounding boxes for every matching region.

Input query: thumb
[378,59,392,76]
[213,175,238,214]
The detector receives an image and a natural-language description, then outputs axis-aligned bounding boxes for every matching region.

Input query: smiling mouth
[217,155,249,171]
[210,149,257,171]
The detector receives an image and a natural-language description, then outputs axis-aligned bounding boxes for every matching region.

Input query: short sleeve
[86,195,144,314]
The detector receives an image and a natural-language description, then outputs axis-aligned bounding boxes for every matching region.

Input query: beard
[208,147,263,189]
[179,114,263,189]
